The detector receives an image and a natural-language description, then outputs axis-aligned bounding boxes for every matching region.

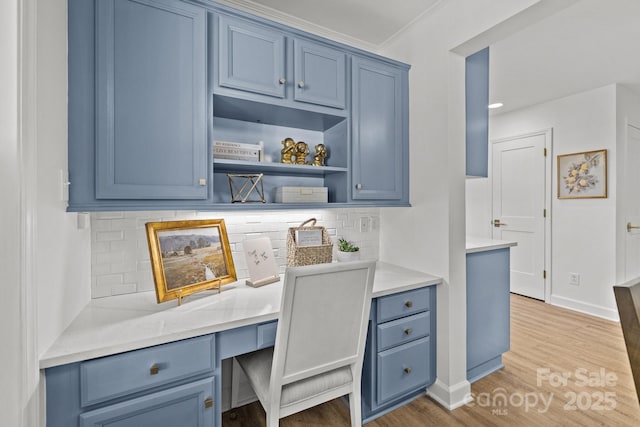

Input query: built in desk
[42,262,441,426]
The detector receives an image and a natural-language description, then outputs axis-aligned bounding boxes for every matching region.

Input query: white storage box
[275,187,328,203]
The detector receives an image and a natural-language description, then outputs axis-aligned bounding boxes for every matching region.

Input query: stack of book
[213,141,262,162]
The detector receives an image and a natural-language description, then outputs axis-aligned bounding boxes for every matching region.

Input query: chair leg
[266,411,280,427]
[349,391,362,427]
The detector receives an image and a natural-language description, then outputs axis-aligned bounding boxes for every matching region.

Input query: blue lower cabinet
[362,286,436,422]
[466,248,510,382]
[45,335,216,427]
[79,378,215,427]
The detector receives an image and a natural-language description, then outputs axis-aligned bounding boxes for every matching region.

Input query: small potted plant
[336,238,360,262]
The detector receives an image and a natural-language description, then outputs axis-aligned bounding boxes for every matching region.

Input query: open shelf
[213,158,348,176]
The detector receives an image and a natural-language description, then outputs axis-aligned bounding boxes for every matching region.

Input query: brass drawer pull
[204,397,214,409]
[149,364,160,375]
[405,301,413,308]
[404,367,412,374]
[404,328,412,335]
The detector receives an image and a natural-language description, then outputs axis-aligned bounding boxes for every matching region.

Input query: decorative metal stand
[227,173,266,203]
[175,278,222,306]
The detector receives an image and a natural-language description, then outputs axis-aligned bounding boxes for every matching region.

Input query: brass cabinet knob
[404,328,412,335]
[404,367,412,374]
[405,301,413,308]
[278,78,286,84]
[297,81,305,88]
[149,364,160,375]
[204,397,214,409]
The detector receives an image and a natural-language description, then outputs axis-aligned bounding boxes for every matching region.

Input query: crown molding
[215,0,379,52]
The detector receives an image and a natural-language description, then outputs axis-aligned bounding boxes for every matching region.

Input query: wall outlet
[370,216,379,231]
[569,273,580,286]
[359,216,370,233]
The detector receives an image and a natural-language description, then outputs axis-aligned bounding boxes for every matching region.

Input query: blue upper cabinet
[351,57,409,203]
[293,39,346,109]
[68,0,410,210]
[217,14,286,99]
[465,47,489,177]
[94,0,208,200]
[214,13,347,113]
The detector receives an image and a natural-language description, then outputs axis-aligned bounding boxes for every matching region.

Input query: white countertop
[40,262,441,369]
[466,237,517,254]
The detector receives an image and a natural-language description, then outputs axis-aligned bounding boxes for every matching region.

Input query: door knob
[278,78,286,85]
[297,81,305,88]
[627,222,640,232]
[493,219,507,227]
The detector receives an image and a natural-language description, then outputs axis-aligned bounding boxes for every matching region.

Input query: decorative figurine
[280,137,296,164]
[294,141,310,165]
[312,143,328,166]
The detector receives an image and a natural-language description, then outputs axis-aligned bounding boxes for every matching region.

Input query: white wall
[36,0,93,357]
[377,0,544,409]
[468,84,620,319]
[0,1,23,425]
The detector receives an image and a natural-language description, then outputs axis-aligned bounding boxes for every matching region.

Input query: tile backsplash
[91,209,380,298]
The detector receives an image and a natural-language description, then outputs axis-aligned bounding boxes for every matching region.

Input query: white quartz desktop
[40,262,441,369]
[466,236,517,254]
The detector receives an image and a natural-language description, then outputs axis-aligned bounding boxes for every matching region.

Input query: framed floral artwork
[557,149,607,199]
[145,219,236,304]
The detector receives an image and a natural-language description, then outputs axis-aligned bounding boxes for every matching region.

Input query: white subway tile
[95,212,125,220]
[90,209,380,298]
[96,273,123,287]
[95,230,124,242]
[111,283,137,296]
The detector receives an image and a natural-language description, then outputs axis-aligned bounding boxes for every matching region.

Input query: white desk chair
[236,260,376,426]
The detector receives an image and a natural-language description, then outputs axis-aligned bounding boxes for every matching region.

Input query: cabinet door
[466,249,510,375]
[95,0,207,199]
[352,57,405,201]
[465,47,489,177]
[79,377,214,427]
[218,15,286,98]
[293,39,346,109]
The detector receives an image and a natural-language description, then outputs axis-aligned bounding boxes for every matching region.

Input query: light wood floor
[222,294,640,426]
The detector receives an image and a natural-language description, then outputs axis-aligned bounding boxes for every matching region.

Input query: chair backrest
[271,260,376,387]
[613,278,640,403]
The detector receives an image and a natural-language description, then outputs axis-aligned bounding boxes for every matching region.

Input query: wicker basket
[287,218,333,266]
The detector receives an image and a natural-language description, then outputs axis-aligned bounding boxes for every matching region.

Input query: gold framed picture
[557,149,607,199]
[145,219,237,303]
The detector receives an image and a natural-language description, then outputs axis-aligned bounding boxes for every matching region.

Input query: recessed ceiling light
[488,103,504,109]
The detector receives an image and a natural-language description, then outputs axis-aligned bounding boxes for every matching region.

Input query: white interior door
[492,132,547,300]
[624,125,640,280]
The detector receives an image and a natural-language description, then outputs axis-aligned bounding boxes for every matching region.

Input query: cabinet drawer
[257,321,277,349]
[80,335,215,407]
[377,287,431,323]
[377,337,430,404]
[377,311,430,352]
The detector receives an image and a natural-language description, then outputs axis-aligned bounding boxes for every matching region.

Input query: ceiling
[238,0,442,46]
[490,0,640,113]
[243,0,640,114]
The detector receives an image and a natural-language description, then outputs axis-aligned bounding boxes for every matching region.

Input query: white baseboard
[549,295,619,321]
[427,379,472,410]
